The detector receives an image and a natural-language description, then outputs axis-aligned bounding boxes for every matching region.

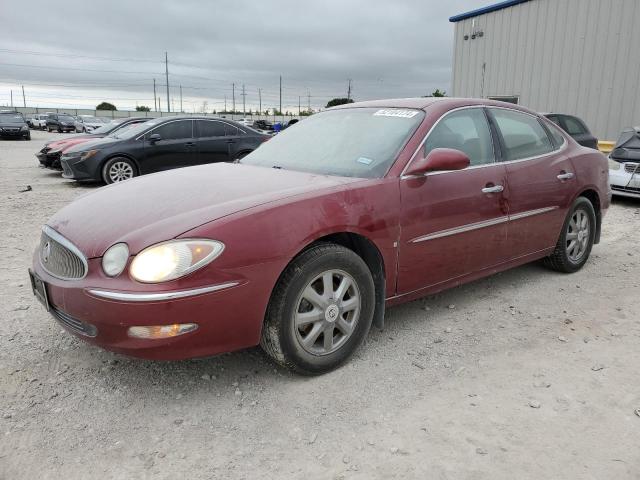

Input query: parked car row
[26,113,108,133]
[36,116,270,184]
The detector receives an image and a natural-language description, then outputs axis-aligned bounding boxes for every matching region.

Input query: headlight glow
[102,243,130,277]
[80,149,99,160]
[129,239,224,283]
[608,158,621,171]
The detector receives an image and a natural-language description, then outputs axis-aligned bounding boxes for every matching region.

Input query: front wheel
[544,197,596,273]
[261,243,375,375]
[101,157,137,184]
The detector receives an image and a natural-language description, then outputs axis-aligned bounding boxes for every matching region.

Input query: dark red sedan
[30,98,611,374]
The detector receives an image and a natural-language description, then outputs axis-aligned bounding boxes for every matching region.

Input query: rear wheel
[544,197,596,273]
[102,157,137,184]
[261,243,375,375]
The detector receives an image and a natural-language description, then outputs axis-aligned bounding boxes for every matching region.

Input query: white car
[29,113,48,130]
[609,127,640,199]
[75,115,106,133]
[237,118,253,127]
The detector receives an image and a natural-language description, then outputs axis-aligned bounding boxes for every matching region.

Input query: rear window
[563,116,587,135]
[490,109,553,161]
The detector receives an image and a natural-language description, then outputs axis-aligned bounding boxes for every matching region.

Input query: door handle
[185,142,196,147]
[482,184,504,194]
[226,139,236,144]
[557,172,575,180]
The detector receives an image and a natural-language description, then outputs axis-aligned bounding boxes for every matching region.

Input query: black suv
[60,116,269,184]
[0,111,30,140]
[46,113,77,133]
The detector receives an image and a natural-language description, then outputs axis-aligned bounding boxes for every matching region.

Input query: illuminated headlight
[608,159,621,171]
[80,149,99,161]
[129,239,224,283]
[102,243,129,277]
[128,323,198,339]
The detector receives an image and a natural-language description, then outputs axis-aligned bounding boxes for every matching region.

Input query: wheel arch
[575,188,601,244]
[100,153,141,178]
[270,231,387,330]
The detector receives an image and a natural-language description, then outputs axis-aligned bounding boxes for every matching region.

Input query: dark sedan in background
[60,116,269,183]
[46,113,77,133]
[0,111,30,140]
[544,113,598,149]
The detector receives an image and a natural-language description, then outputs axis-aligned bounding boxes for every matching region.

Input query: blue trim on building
[449,0,531,22]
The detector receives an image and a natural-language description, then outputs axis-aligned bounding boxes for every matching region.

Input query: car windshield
[241,108,424,178]
[91,120,124,134]
[109,119,159,139]
[81,116,101,123]
[59,115,75,122]
[0,113,24,122]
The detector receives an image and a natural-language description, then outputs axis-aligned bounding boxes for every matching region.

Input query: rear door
[195,120,230,164]
[140,119,196,173]
[488,108,575,259]
[397,107,509,294]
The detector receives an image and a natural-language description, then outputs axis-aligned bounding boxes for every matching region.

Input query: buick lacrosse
[30,98,610,374]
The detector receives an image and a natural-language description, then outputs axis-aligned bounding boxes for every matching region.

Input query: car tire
[101,157,138,184]
[47,127,51,132]
[544,197,596,273]
[57,127,62,133]
[261,243,375,375]
[25,134,31,141]
[232,151,251,162]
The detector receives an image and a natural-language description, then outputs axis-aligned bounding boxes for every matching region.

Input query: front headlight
[130,239,224,283]
[102,243,130,277]
[21,125,28,131]
[608,159,621,171]
[80,149,99,160]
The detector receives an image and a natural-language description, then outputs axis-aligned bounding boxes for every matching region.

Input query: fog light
[127,323,198,339]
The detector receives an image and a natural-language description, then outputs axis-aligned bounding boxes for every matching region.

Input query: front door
[397,107,509,295]
[141,119,196,173]
[488,108,576,259]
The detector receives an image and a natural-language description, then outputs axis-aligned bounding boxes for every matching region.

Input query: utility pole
[153,79,157,112]
[165,51,170,113]
[21,85,26,108]
[307,89,311,112]
[279,75,282,115]
[180,85,183,113]
[347,79,352,101]
[298,96,301,116]
[241,84,246,117]
[10,90,13,108]
[224,95,227,113]
[232,83,236,114]
[159,98,162,113]
[258,88,262,115]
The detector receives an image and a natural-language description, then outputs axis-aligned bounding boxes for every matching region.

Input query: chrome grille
[39,226,87,280]
[624,163,640,174]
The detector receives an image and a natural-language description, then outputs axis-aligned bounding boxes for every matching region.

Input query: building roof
[449,0,531,23]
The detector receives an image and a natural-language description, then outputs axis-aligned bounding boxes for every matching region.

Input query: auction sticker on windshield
[373,109,419,118]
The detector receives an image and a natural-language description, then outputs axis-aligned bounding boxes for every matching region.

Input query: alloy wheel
[108,161,134,182]
[294,269,361,356]
[566,208,590,263]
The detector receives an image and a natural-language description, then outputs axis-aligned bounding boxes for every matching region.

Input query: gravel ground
[1,130,639,480]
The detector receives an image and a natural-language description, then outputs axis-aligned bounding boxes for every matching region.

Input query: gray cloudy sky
[0,0,486,113]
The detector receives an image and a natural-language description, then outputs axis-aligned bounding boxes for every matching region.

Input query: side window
[546,115,561,127]
[151,120,192,140]
[224,123,240,136]
[490,109,553,161]
[424,108,494,166]
[562,116,587,135]
[197,120,225,138]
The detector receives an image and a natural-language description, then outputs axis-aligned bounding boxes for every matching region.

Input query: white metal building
[449,0,640,140]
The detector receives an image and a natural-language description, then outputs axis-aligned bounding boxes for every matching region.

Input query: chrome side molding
[88,282,240,302]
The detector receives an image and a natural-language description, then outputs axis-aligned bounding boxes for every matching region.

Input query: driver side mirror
[148,133,162,144]
[404,148,470,176]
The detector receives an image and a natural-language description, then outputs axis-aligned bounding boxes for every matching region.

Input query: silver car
[75,115,106,133]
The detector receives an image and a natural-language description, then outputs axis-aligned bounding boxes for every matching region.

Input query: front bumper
[0,128,29,139]
[36,149,62,169]
[60,155,98,180]
[31,254,282,360]
[610,164,640,198]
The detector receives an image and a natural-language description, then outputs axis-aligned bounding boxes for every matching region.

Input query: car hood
[0,121,26,127]
[46,163,364,258]
[48,137,95,152]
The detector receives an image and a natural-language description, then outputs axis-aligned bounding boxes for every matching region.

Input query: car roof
[331,97,540,115]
